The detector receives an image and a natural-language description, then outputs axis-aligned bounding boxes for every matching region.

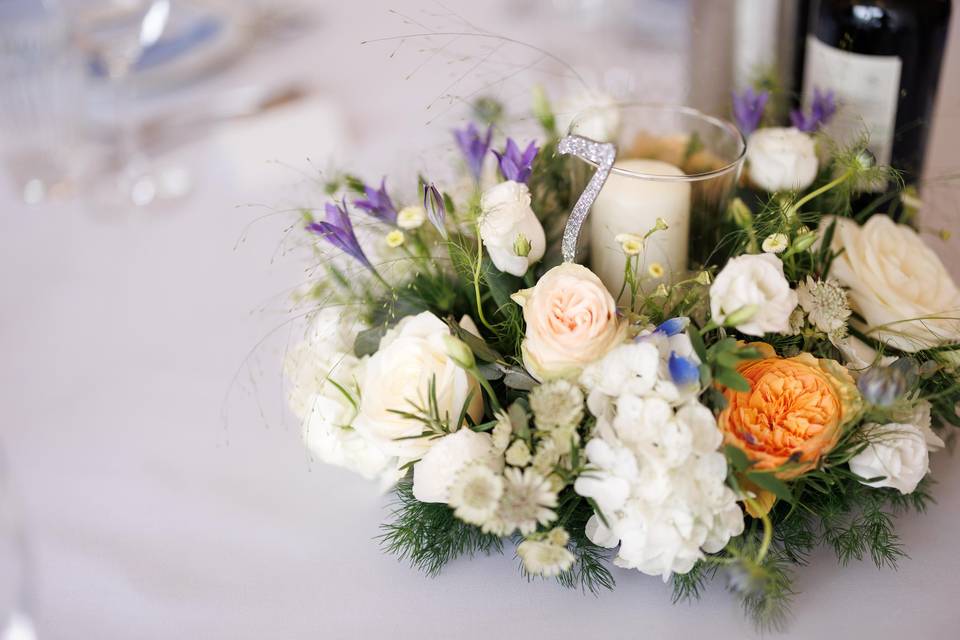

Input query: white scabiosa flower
[412,428,502,503]
[529,380,585,431]
[849,423,930,494]
[497,468,558,535]
[448,464,504,526]
[797,276,851,338]
[517,538,575,577]
[710,253,798,336]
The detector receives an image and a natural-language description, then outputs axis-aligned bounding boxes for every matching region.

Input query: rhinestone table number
[557,135,617,263]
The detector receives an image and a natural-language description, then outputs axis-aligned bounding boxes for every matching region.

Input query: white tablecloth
[3,2,960,638]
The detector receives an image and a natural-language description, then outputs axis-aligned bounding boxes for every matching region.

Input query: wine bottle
[802,0,952,185]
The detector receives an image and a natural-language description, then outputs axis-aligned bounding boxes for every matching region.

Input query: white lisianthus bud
[385,229,405,248]
[442,334,476,370]
[746,127,818,192]
[710,254,798,336]
[397,205,427,230]
[761,233,789,254]
[653,217,669,232]
[653,283,669,297]
[479,181,546,277]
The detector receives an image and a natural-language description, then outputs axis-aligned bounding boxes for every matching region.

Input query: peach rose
[511,263,625,381]
[718,343,861,479]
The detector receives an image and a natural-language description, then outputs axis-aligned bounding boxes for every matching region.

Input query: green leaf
[688,325,708,362]
[746,471,795,504]
[448,319,502,363]
[354,326,387,357]
[715,367,751,392]
[724,444,752,472]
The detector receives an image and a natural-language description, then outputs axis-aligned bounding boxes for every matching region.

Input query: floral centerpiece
[280,84,960,630]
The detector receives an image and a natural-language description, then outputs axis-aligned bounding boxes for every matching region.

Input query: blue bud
[655,317,690,337]
[668,351,700,386]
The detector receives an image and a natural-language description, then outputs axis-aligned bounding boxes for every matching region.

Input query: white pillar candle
[589,158,691,296]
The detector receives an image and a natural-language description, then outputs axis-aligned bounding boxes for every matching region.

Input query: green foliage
[671,560,717,603]
[551,490,616,594]
[379,479,503,577]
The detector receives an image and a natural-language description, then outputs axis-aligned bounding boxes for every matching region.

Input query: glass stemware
[72,0,177,208]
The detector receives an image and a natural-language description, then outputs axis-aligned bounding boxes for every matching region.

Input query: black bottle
[802,0,952,186]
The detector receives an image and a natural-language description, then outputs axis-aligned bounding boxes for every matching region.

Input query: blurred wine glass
[71,0,177,208]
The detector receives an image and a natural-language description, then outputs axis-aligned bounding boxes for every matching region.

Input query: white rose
[479,181,546,277]
[557,90,621,142]
[353,312,484,463]
[710,253,798,336]
[284,311,399,485]
[824,215,960,352]
[849,422,929,494]
[412,428,503,503]
[746,127,818,192]
[891,399,945,452]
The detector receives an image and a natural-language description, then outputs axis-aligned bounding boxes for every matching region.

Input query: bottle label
[803,35,901,166]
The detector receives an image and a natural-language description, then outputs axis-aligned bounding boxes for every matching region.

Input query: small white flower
[497,467,558,535]
[615,232,644,256]
[761,233,789,254]
[448,464,504,525]
[397,205,427,230]
[849,422,930,494]
[746,127,818,192]
[505,439,532,467]
[891,399,945,451]
[710,253,798,336]
[529,380,585,431]
[517,539,575,577]
[385,229,405,248]
[797,276,851,337]
[648,262,665,279]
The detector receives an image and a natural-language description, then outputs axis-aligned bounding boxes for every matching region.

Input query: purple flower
[422,183,448,238]
[306,200,372,270]
[790,87,837,133]
[731,88,769,136]
[453,123,492,181]
[353,177,397,225]
[493,138,538,183]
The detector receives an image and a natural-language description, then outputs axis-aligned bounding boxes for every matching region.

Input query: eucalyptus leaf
[715,368,751,392]
[354,325,387,357]
[746,471,795,505]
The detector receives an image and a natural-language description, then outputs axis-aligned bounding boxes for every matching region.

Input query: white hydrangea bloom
[575,339,744,580]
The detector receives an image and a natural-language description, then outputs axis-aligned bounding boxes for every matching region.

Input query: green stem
[785,168,854,220]
[468,367,502,412]
[472,223,495,332]
[745,496,774,563]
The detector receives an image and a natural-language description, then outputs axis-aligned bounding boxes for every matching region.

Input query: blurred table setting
[2,1,960,639]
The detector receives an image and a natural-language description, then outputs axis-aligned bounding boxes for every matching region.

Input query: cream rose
[824,215,960,352]
[479,181,546,277]
[849,422,929,494]
[512,263,625,381]
[412,428,503,503]
[352,312,484,463]
[746,127,818,192]
[710,253,798,336]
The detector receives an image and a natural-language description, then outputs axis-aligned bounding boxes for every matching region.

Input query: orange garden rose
[718,343,861,479]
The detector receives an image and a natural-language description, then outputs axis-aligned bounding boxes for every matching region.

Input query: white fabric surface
[2,2,960,638]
